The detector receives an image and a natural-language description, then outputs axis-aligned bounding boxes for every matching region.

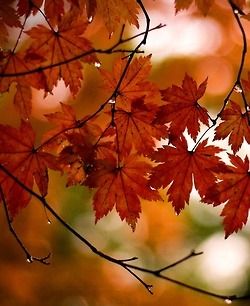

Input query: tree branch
[191,0,249,150]
[0,24,165,79]
[0,185,50,264]
[0,163,249,301]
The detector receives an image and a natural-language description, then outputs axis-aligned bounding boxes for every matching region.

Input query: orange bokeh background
[0,1,250,305]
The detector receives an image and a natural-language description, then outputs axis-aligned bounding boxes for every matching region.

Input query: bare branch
[0,163,249,302]
[191,0,249,150]
[0,24,165,79]
[0,185,50,265]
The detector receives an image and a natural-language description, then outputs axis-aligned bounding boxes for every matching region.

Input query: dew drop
[234,9,239,14]
[94,62,101,68]
[47,220,52,225]
[109,32,114,39]
[147,285,153,294]
[234,84,242,93]
[225,298,232,304]
[26,256,33,263]
[108,99,116,104]
[88,16,93,23]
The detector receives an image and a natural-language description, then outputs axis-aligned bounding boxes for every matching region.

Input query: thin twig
[0,185,50,264]
[0,24,165,78]
[0,163,249,302]
[154,250,203,274]
[191,0,249,150]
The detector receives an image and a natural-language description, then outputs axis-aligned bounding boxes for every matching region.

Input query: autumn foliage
[0,0,250,262]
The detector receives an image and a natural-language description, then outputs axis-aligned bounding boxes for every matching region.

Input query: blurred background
[0,0,250,305]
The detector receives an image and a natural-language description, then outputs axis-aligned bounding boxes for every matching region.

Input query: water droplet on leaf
[234,84,242,93]
[26,256,33,263]
[225,298,232,304]
[147,285,153,294]
[94,62,101,68]
[88,16,93,23]
[108,99,116,104]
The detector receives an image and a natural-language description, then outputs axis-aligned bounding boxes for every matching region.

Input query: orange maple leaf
[25,11,96,95]
[14,84,32,120]
[84,0,97,21]
[43,103,102,151]
[150,136,224,214]
[175,0,246,15]
[203,155,250,238]
[232,0,247,10]
[0,121,57,217]
[84,154,162,230]
[95,0,139,34]
[214,101,250,153]
[56,132,114,187]
[44,0,65,26]
[0,1,21,28]
[0,50,46,92]
[43,102,78,149]
[17,0,43,16]
[175,0,214,15]
[57,146,86,187]
[100,55,159,107]
[114,97,168,156]
[0,1,21,45]
[156,74,209,140]
[0,50,47,119]
[43,103,109,186]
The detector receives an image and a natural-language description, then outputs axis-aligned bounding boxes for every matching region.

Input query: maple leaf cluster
[0,0,249,239]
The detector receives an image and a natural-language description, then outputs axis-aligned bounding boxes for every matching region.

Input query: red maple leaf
[114,97,168,156]
[25,11,96,95]
[0,121,58,217]
[156,74,209,140]
[100,55,159,107]
[203,155,250,238]
[57,131,114,187]
[214,101,250,153]
[17,0,43,16]
[0,1,21,28]
[44,0,65,26]
[84,154,162,230]
[0,51,47,90]
[43,102,79,149]
[174,0,214,15]
[95,0,139,34]
[150,136,225,214]
[0,1,21,45]
[0,50,47,119]
[84,0,97,21]
[57,145,86,187]
[43,103,103,151]
[43,103,111,186]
